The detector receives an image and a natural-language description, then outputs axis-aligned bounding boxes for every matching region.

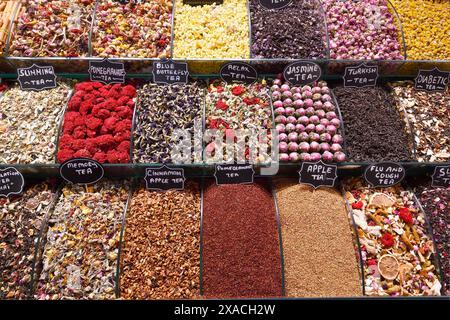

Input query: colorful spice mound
[333,86,413,162]
[418,187,449,296]
[273,79,345,163]
[323,0,404,59]
[205,81,273,164]
[0,83,70,164]
[0,1,20,55]
[275,181,362,297]
[35,181,129,300]
[173,0,250,58]
[9,0,95,57]
[120,183,201,300]
[202,181,282,298]
[92,0,172,58]
[0,182,55,300]
[250,0,327,59]
[344,179,442,296]
[390,0,449,60]
[57,81,136,164]
[133,82,204,164]
[390,82,449,162]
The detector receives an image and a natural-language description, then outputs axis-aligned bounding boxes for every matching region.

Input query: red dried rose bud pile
[57,82,136,163]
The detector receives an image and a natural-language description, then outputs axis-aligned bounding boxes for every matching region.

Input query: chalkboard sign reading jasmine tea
[89,59,126,84]
[259,0,292,10]
[144,166,185,191]
[298,160,337,189]
[0,167,24,197]
[220,62,258,85]
[215,164,255,185]
[283,61,322,86]
[153,60,189,85]
[415,68,449,92]
[17,64,57,91]
[60,158,105,185]
[364,162,405,188]
[431,165,450,188]
[344,63,378,88]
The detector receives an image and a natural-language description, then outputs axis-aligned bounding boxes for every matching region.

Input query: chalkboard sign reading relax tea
[415,68,449,92]
[283,61,322,86]
[60,158,105,185]
[153,60,189,85]
[144,166,185,191]
[220,62,258,85]
[431,165,450,188]
[0,167,24,198]
[344,63,379,88]
[215,164,255,185]
[89,59,126,84]
[364,162,405,188]
[259,0,292,10]
[298,160,338,189]
[17,64,57,91]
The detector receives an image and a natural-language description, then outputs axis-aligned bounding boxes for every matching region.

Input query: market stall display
[0,1,20,55]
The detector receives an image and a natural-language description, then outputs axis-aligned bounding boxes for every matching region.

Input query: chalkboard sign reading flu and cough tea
[298,160,338,189]
[89,59,126,85]
[17,64,57,91]
[153,60,189,85]
[144,166,186,191]
[60,158,105,185]
[364,162,405,188]
[283,61,322,86]
[220,62,258,85]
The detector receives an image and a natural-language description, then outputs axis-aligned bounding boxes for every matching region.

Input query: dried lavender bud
[133,82,204,164]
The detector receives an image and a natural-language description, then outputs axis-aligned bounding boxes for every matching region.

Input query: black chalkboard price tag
[298,160,337,189]
[183,0,223,4]
[364,162,405,188]
[0,167,24,198]
[17,64,57,91]
[60,158,105,185]
[344,63,378,88]
[414,68,449,92]
[220,62,258,85]
[283,61,322,86]
[259,0,292,10]
[431,165,450,188]
[152,60,189,85]
[144,166,185,191]
[215,164,255,185]
[89,59,126,85]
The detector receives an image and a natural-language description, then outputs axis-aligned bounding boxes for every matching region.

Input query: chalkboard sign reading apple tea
[144,166,185,191]
[298,160,338,189]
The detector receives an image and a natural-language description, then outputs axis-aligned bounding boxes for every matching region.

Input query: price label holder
[220,61,258,85]
[144,166,185,191]
[343,63,378,88]
[431,165,450,188]
[414,68,449,92]
[89,59,126,84]
[298,160,338,189]
[364,162,405,188]
[0,167,25,197]
[183,0,223,5]
[17,64,57,91]
[214,164,255,185]
[60,158,105,185]
[259,0,292,10]
[152,60,189,85]
[283,61,322,86]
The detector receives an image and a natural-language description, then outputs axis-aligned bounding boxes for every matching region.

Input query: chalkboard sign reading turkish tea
[152,60,189,85]
[344,63,378,88]
[364,162,405,188]
[60,158,105,185]
[183,0,223,4]
[283,61,322,86]
[215,164,254,185]
[415,68,449,92]
[17,64,57,91]
[144,166,185,191]
[431,165,450,188]
[220,62,258,85]
[259,0,292,10]
[89,59,126,84]
[298,160,337,189]
[0,167,24,197]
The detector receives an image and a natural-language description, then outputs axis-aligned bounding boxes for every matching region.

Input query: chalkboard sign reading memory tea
[89,59,126,84]
[220,62,258,85]
[17,64,57,91]
[415,68,449,92]
[144,166,185,191]
[153,60,189,85]
[431,165,450,188]
[60,158,105,185]
[344,63,379,88]
[259,0,292,10]
[0,167,24,198]
[298,160,338,189]
[364,162,405,188]
[283,61,322,86]
[215,164,255,185]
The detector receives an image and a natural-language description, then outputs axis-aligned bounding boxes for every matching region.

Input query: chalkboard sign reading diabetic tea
[431,165,450,188]
[364,162,405,188]
[144,166,185,191]
[0,167,24,197]
[344,63,379,88]
[89,59,126,84]
[215,164,255,185]
[283,61,322,86]
[17,64,57,91]
[298,160,338,189]
[60,158,105,185]
[220,62,258,85]
[152,60,189,85]
[259,0,292,10]
[415,68,449,92]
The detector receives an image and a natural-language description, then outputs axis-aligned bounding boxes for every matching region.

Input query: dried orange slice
[378,254,399,280]
[369,193,396,207]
